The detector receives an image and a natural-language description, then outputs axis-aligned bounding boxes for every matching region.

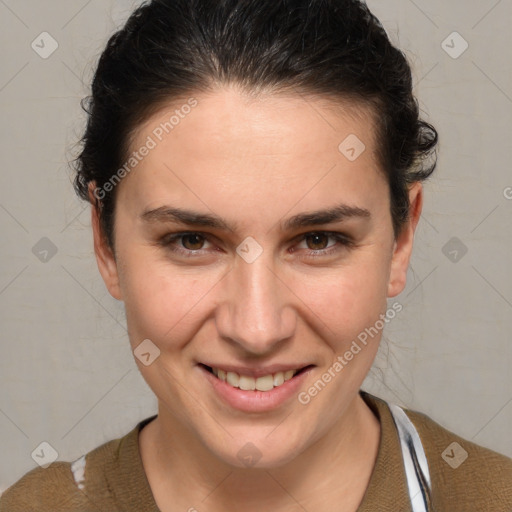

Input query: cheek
[308,251,392,332]
[313,275,387,348]
[118,251,221,349]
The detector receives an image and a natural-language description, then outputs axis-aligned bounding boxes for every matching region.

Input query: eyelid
[292,230,354,246]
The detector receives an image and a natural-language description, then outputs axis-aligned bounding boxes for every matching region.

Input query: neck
[139,392,380,512]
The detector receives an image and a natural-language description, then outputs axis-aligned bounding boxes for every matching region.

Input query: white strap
[388,403,432,512]
[70,454,87,491]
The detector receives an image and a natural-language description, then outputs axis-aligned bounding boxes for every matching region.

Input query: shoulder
[403,405,512,511]
[0,461,90,512]
[0,425,137,512]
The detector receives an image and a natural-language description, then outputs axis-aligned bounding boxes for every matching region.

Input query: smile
[207,366,301,391]
[198,363,315,412]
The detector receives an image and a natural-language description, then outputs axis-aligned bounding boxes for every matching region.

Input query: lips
[199,362,315,412]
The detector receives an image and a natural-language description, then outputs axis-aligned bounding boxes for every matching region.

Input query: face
[92,84,421,468]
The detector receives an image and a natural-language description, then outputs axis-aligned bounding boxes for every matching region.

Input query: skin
[90,84,422,512]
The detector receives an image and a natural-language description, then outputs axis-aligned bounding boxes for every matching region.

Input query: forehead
[131,84,379,159]
[119,86,386,220]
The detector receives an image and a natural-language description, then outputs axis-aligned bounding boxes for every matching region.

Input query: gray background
[1,0,511,493]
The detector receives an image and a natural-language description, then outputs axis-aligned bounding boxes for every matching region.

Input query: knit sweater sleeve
[0,421,159,512]
[0,462,97,512]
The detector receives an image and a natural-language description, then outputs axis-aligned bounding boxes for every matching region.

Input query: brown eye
[180,233,206,251]
[292,231,354,259]
[304,233,330,251]
[159,232,214,257]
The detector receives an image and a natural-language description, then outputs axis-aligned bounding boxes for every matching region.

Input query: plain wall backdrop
[1,0,511,493]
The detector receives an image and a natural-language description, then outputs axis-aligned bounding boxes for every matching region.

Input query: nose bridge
[216,249,295,353]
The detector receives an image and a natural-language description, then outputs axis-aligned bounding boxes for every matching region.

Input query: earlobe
[89,185,123,301]
[387,182,423,298]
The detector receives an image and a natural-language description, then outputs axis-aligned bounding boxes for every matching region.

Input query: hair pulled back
[73,0,438,248]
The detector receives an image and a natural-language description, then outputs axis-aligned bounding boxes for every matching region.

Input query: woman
[1,0,511,511]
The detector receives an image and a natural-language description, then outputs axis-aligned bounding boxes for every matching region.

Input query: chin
[205,426,309,470]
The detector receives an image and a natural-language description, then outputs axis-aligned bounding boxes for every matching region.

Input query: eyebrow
[140,203,371,232]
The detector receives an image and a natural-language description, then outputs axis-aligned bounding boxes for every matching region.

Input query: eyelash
[158,231,354,259]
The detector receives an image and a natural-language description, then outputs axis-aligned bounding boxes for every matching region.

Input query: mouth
[199,363,314,392]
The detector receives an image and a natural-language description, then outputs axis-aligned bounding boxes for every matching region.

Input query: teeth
[273,372,284,386]
[255,374,274,391]
[210,366,300,391]
[239,375,256,391]
[226,371,239,387]
[284,370,295,380]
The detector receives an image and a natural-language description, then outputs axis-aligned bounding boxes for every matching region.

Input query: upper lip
[200,362,313,378]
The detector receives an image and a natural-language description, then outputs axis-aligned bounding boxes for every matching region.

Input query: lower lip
[199,365,314,413]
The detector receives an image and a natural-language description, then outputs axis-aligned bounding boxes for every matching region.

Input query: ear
[89,184,123,301]
[387,182,423,298]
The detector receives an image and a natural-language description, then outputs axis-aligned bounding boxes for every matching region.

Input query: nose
[215,250,296,355]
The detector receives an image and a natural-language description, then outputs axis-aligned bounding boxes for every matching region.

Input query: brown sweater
[1,391,511,511]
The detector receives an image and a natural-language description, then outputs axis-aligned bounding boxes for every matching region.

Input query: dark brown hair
[72,0,438,248]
